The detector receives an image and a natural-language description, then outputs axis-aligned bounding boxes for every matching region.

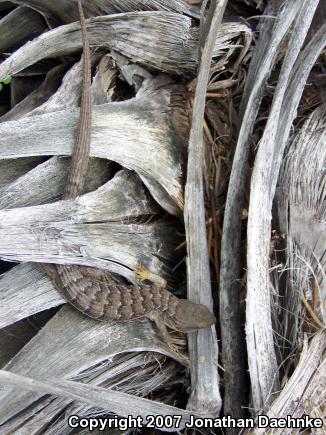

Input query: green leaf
[2,76,12,85]
[0,83,3,92]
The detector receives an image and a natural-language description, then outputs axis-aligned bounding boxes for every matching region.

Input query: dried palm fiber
[0,171,179,348]
[0,53,112,366]
[0,6,46,56]
[4,0,201,26]
[0,306,191,432]
[0,57,111,209]
[0,170,187,431]
[0,66,185,342]
[0,156,44,189]
[0,169,181,284]
[0,9,251,216]
[0,63,77,122]
[0,54,185,282]
[220,0,310,419]
[0,73,176,300]
[246,11,325,413]
[245,331,326,435]
[29,351,187,435]
[0,156,112,209]
[0,9,251,205]
[0,23,109,366]
[183,0,227,416]
[0,262,65,328]
[0,42,189,435]
[0,58,59,175]
[0,5,250,430]
[0,318,46,368]
[276,104,326,355]
[0,12,252,79]
[0,74,188,216]
[0,55,182,331]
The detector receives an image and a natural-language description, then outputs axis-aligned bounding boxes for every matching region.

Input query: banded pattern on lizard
[44,264,216,344]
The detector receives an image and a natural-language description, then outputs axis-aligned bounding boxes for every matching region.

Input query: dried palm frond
[0,156,44,189]
[1,0,324,432]
[245,331,326,435]
[246,9,324,412]
[0,5,46,53]
[0,170,180,283]
[276,104,326,356]
[183,0,228,415]
[0,306,190,433]
[0,262,64,328]
[0,12,252,79]
[0,75,187,215]
[0,56,115,207]
[220,0,312,417]
[5,0,201,26]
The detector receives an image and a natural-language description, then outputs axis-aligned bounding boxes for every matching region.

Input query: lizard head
[165,299,216,333]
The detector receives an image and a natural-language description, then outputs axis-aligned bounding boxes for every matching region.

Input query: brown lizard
[45,264,216,346]
[43,0,216,347]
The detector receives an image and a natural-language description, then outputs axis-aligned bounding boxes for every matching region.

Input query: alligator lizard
[44,0,216,346]
[44,264,216,346]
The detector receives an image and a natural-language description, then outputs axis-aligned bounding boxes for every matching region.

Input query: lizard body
[43,0,216,344]
[45,264,216,340]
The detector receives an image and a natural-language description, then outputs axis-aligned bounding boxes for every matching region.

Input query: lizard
[44,264,216,347]
[43,0,216,347]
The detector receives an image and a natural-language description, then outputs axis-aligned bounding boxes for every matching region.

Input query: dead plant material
[0,1,325,433]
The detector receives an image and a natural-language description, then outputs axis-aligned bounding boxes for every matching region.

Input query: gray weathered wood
[0,170,174,282]
[246,0,322,411]
[0,80,185,214]
[0,13,251,80]
[0,170,158,329]
[276,104,326,350]
[0,57,112,208]
[6,353,186,433]
[0,157,111,209]
[0,262,64,329]
[0,59,85,192]
[0,157,44,189]
[0,222,176,282]
[28,57,85,115]
[219,0,305,420]
[0,64,68,122]
[0,56,84,196]
[0,91,183,214]
[0,320,42,368]
[26,52,103,118]
[0,5,46,53]
[0,306,187,429]
[0,369,194,431]
[92,55,118,104]
[184,0,227,415]
[246,332,326,434]
[7,0,201,26]
[0,170,157,225]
